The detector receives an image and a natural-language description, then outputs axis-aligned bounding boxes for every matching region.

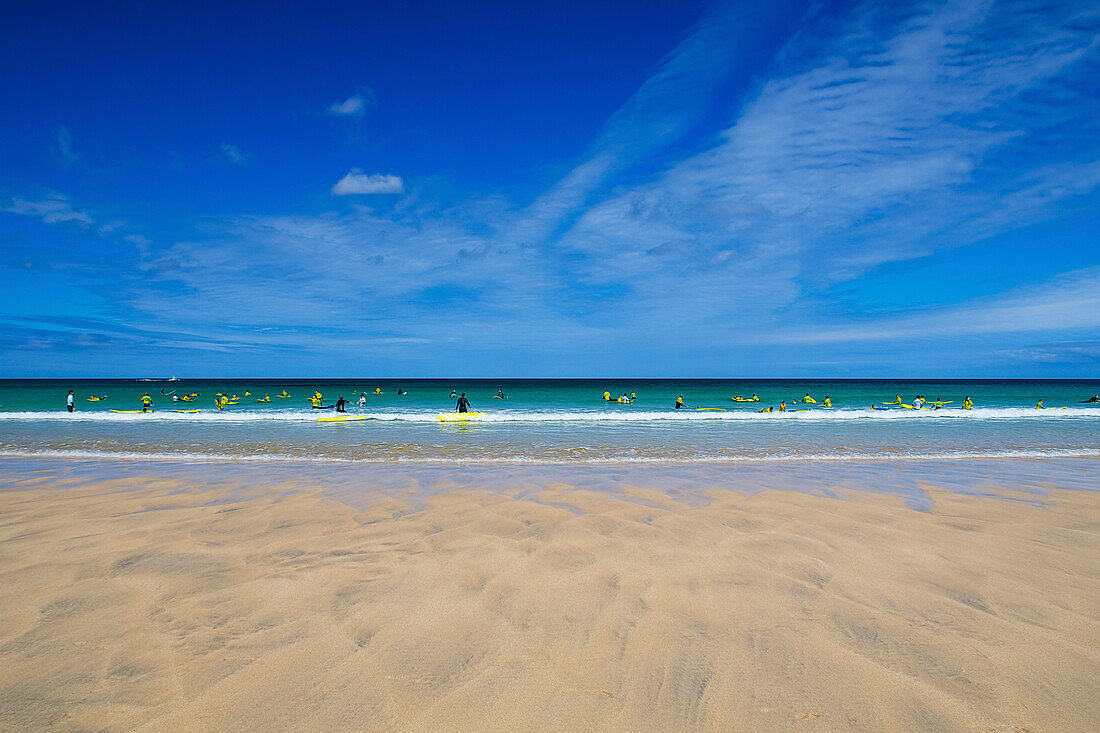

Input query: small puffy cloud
[3,196,93,226]
[331,170,404,195]
[220,143,249,164]
[326,91,374,117]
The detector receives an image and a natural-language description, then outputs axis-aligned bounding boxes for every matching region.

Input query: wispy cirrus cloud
[557,0,1100,292]
[3,196,93,226]
[52,125,79,166]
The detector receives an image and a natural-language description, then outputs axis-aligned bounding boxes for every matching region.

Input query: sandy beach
[0,458,1097,731]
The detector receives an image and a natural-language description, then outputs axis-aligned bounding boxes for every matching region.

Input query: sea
[0,379,1098,464]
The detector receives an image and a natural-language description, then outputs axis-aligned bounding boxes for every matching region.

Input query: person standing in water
[141,393,153,413]
[66,390,75,413]
[456,392,471,413]
[335,396,349,413]
[963,396,973,410]
[450,389,457,398]
[675,395,686,409]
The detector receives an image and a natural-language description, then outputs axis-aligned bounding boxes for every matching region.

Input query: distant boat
[167,376,181,381]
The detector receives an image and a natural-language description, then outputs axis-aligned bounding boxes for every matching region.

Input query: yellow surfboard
[437,412,487,422]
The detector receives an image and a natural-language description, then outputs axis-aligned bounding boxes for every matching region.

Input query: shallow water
[2,379,1098,462]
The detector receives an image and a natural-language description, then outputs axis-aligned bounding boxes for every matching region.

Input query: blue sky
[2,0,1098,377]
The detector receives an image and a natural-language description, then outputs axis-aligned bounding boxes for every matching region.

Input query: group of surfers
[308,388,409,411]
[753,394,834,413]
[59,389,1100,413]
[872,394,961,411]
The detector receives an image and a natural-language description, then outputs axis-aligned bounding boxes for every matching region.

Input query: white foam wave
[0,448,1097,464]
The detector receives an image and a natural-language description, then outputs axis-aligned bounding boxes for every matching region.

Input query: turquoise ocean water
[1,379,1098,463]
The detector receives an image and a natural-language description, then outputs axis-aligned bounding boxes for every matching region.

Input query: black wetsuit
[456,397,471,413]
[335,398,348,413]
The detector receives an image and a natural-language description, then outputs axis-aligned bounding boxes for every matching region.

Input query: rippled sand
[0,461,1097,731]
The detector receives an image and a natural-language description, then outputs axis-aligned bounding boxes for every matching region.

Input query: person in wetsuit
[335,396,349,413]
[675,395,685,409]
[456,393,471,413]
[141,393,153,413]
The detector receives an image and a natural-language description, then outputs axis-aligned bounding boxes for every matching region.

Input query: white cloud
[551,0,1100,297]
[326,92,372,117]
[220,143,249,164]
[3,196,93,226]
[331,170,404,195]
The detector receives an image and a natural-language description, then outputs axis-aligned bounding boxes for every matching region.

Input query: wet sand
[0,459,1097,731]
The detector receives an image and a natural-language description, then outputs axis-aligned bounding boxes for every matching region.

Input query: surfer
[759,406,772,413]
[604,391,611,401]
[67,390,75,413]
[802,394,815,403]
[963,396,973,410]
[496,388,506,399]
[1036,399,1044,409]
[456,393,471,413]
[141,393,153,413]
[357,394,366,407]
[778,401,787,412]
[1081,395,1100,403]
[822,395,832,408]
[450,389,457,398]
[335,396,349,413]
[913,396,924,410]
[675,395,685,409]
